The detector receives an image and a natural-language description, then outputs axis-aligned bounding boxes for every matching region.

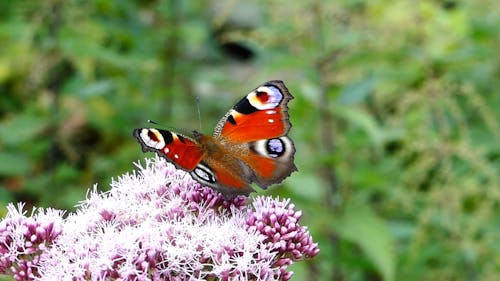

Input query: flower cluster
[0,205,64,281]
[246,198,319,280]
[0,157,318,280]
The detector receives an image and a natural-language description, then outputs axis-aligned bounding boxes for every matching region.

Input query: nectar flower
[0,156,318,280]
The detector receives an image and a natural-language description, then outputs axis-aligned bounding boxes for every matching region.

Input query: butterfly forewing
[213,80,293,142]
[133,128,203,171]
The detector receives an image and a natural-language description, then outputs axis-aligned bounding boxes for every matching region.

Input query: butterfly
[133,80,296,196]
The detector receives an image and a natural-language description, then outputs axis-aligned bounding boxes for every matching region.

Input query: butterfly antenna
[148,119,160,125]
[196,96,202,132]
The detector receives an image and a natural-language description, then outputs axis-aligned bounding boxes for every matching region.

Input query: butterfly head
[192,130,202,139]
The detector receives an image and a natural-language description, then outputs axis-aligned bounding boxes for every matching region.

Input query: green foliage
[334,202,395,281]
[1,0,499,280]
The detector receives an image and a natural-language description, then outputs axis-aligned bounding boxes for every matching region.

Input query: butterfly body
[134,80,296,196]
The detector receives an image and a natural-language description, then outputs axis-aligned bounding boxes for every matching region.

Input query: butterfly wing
[134,128,248,195]
[212,80,297,189]
[133,80,296,197]
[133,128,204,171]
[213,80,293,142]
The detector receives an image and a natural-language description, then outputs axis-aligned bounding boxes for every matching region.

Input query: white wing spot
[268,119,275,123]
[248,86,283,110]
[164,147,170,154]
[266,110,277,114]
[174,154,179,159]
[140,129,165,149]
[196,168,209,181]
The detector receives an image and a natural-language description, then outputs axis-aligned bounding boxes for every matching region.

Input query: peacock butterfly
[133,80,296,196]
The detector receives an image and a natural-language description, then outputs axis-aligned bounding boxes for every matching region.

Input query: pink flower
[0,157,318,280]
[0,204,64,280]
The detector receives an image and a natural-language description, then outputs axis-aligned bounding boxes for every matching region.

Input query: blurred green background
[0,1,499,280]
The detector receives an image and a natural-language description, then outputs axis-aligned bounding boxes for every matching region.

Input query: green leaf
[0,273,15,281]
[0,188,14,206]
[334,106,383,146]
[334,105,404,148]
[67,78,116,98]
[335,202,395,281]
[337,76,376,105]
[0,151,31,176]
[287,173,324,201]
[0,114,48,146]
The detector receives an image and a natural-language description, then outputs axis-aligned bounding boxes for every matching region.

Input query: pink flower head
[0,157,318,280]
[0,204,64,280]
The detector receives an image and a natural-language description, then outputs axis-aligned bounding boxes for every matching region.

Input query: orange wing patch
[218,108,286,143]
[244,153,276,179]
[134,128,204,171]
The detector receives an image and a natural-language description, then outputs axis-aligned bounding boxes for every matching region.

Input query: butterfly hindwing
[245,136,296,188]
[133,128,203,171]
